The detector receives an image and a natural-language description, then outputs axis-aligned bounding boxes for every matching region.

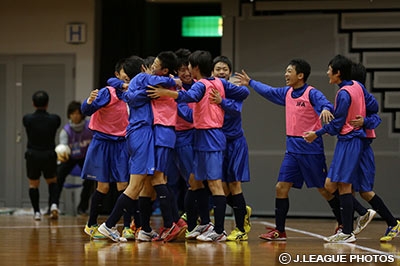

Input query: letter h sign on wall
[65,23,86,44]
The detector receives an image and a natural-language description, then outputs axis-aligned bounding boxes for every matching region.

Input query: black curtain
[98,0,221,87]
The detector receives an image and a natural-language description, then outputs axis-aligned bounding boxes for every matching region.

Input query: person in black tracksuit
[23,90,61,220]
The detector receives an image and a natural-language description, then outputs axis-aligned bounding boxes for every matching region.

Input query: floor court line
[2,216,399,260]
[258,221,400,259]
[0,224,84,229]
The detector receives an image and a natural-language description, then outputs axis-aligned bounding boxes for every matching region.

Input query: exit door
[0,54,75,209]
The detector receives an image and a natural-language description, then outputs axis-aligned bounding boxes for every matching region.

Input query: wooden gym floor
[0,213,399,266]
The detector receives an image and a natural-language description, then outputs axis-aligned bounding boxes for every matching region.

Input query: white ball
[55,144,71,162]
[55,144,71,155]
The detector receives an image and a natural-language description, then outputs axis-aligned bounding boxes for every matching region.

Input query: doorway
[0,54,75,209]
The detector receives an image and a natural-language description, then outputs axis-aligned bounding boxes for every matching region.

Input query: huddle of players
[83,50,398,244]
[82,50,252,242]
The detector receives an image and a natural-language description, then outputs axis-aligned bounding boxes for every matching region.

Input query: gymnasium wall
[228,2,400,217]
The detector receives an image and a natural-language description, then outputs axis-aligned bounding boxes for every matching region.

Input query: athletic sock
[118,190,133,228]
[88,190,106,227]
[184,189,198,231]
[226,194,233,208]
[369,194,397,227]
[275,198,289,232]
[339,193,354,234]
[353,196,367,216]
[29,188,40,213]
[139,196,152,232]
[212,195,226,234]
[167,186,180,222]
[48,182,58,205]
[328,194,342,225]
[231,193,246,232]
[105,193,132,228]
[196,188,211,225]
[153,184,173,228]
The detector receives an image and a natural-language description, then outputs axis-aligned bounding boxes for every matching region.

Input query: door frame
[0,54,75,208]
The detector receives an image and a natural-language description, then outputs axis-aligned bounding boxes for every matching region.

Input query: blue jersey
[219,97,250,183]
[171,81,195,181]
[107,77,124,90]
[220,98,244,140]
[176,102,194,147]
[357,105,381,192]
[249,80,333,154]
[363,112,381,134]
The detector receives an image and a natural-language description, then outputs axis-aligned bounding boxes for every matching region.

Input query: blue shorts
[354,140,375,192]
[328,137,363,186]
[81,138,129,183]
[127,126,155,175]
[278,152,327,189]
[155,146,172,173]
[194,151,223,181]
[174,144,194,181]
[223,136,250,183]
[166,152,180,184]
[166,150,189,187]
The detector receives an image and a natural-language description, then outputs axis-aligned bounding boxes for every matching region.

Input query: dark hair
[175,48,191,67]
[124,55,145,79]
[114,58,125,73]
[288,59,311,82]
[67,101,83,118]
[143,56,155,68]
[32,90,49,108]
[189,50,213,77]
[328,54,352,81]
[351,62,366,85]
[157,51,178,76]
[212,55,233,73]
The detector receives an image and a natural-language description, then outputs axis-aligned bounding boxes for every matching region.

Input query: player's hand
[57,154,69,163]
[141,64,152,74]
[234,70,251,86]
[303,131,317,143]
[174,78,182,89]
[87,89,99,104]
[229,76,241,86]
[146,85,166,99]
[320,109,334,124]
[122,83,129,90]
[349,115,364,127]
[209,89,222,104]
